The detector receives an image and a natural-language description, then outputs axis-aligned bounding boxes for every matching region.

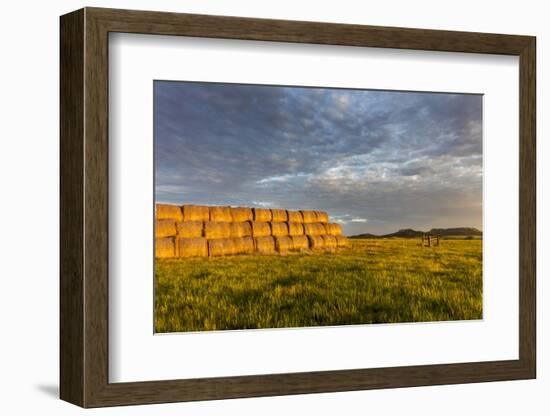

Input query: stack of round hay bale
[155,203,349,258]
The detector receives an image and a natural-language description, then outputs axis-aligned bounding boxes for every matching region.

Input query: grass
[155,238,482,333]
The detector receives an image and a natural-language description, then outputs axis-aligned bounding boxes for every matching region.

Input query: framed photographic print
[60,7,536,408]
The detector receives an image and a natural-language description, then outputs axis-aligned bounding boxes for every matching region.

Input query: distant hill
[350,227,482,239]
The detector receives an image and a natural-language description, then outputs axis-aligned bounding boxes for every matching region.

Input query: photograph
[153,80,483,333]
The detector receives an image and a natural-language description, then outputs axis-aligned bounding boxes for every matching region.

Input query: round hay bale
[322,235,338,249]
[250,221,271,237]
[270,222,289,236]
[315,211,329,223]
[307,235,325,250]
[287,222,304,236]
[208,238,237,257]
[178,237,208,257]
[253,208,272,222]
[230,207,253,222]
[254,236,276,254]
[335,235,350,247]
[209,206,232,222]
[156,219,177,238]
[182,205,210,221]
[326,223,343,236]
[287,210,304,223]
[304,223,327,236]
[291,235,309,250]
[176,221,203,238]
[155,237,176,258]
[275,235,293,253]
[204,221,231,239]
[234,237,255,254]
[230,222,252,238]
[156,204,183,222]
[300,210,317,224]
[271,209,288,222]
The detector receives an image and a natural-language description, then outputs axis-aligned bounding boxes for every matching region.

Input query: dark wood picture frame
[60,7,536,408]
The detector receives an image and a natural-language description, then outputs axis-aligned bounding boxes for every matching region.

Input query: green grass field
[155,238,482,333]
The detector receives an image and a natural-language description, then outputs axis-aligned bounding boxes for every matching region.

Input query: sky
[154,81,482,236]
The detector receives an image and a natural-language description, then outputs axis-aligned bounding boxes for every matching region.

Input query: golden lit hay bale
[208,238,238,257]
[270,222,289,236]
[322,235,338,249]
[287,222,304,236]
[271,208,288,222]
[234,237,255,254]
[275,235,293,253]
[326,222,343,236]
[230,207,253,222]
[304,223,327,236]
[287,210,304,223]
[300,210,317,224]
[155,237,176,258]
[307,235,326,250]
[156,219,177,238]
[178,237,208,257]
[204,221,231,239]
[181,205,210,222]
[230,222,252,238]
[254,236,276,254]
[253,207,272,222]
[156,204,183,221]
[209,206,232,222]
[250,221,271,237]
[335,235,350,247]
[315,211,329,223]
[176,221,203,238]
[291,235,309,250]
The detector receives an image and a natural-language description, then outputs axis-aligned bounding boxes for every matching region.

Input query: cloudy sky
[154,81,482,236]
